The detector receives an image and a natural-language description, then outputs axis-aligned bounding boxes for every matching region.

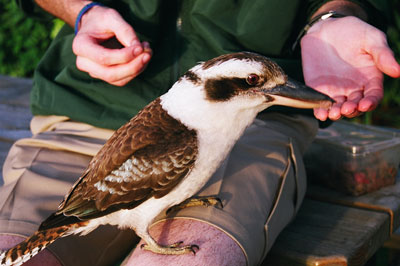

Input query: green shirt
[19,0,389,129]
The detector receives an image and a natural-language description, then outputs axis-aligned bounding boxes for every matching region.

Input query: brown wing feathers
[40,98,198,230]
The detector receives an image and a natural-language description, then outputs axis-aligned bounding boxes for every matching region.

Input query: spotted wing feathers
[40,98,198,229]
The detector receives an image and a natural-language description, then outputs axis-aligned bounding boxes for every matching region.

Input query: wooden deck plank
[262,199,391,266]
[0,75,32,186]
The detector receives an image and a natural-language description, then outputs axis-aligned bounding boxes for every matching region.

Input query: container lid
[314,121,400,155]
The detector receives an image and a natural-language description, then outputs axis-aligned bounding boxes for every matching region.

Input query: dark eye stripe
[204,77,253,101]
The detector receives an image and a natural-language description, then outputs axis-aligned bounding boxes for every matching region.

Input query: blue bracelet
[74,2,104,35]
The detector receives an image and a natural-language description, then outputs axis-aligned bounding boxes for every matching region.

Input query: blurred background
[0,0,400,129]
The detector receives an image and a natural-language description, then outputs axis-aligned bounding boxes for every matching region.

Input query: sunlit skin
[302,16,400,121]
[73,5,153,86]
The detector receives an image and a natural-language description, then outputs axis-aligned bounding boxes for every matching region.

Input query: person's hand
[72,5,152,86]
[301,16,400,121]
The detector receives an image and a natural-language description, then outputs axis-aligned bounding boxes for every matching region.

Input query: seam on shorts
[264,151,291,227]
[288,138,302,213]
[260,141,294,263]
[289,138,301,213]
[262,152,290,251]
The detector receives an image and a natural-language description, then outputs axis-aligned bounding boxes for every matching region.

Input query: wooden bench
[261,178,400,266]
[1,75,399,266]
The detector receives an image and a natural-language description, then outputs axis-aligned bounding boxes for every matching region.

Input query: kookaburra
[0,52,332,266]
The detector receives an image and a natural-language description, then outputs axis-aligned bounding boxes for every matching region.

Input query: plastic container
[304,121,400,196]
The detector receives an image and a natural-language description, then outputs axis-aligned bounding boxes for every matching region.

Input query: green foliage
[51,18,65,39]
[0,0,57,77]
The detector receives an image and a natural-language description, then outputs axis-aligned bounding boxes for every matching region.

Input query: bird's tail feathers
[0,224,76,266]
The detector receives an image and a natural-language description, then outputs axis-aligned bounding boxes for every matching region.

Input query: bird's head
[161,52,333,130]
[191,52,332,109]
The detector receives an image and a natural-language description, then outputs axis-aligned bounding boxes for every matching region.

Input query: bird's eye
[246,74,260,85]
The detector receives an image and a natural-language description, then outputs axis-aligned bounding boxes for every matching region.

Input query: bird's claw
[140,241,199,255]
[167,196,223,214]
[190,244,200,255]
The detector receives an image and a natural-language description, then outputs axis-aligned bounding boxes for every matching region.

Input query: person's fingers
[73,6,145,65]
[73,35,141,66]
[313,107,329,121]
[365,31,400,78]
[346,110,362,118]
[110,51,152,86]
[110,76,136,86]
[340,90,362,116]
[357,77,383,112]
[372,47,400,78]
[142,41,151,54]
[358,96,378,113]
[76,52,151,85]
[341,101,358,117]
[327,96,346,121]
[98,7,140,47]
[328,106,342,121]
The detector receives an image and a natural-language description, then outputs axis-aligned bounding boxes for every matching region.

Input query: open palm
[301,16,400,121]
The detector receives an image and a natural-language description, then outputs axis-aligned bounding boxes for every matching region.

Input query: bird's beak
[264,77,334,109]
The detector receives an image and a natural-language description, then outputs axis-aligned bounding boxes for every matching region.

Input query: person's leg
[125,219,246,266]
[0,113,317,266]
[125,113,318,266]
[0,121,139,266]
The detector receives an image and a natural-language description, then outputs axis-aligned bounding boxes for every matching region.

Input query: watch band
[292,11,347,52]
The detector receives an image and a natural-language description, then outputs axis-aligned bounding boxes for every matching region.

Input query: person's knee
[125,219,247,266]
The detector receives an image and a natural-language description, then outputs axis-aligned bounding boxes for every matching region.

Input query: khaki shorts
[0,113,318,266]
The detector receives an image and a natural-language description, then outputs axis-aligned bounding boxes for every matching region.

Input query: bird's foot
[167,196,223,214]
[140,241,199,255]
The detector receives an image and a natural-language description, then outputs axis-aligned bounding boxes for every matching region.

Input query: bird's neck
[160,80,260,136]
